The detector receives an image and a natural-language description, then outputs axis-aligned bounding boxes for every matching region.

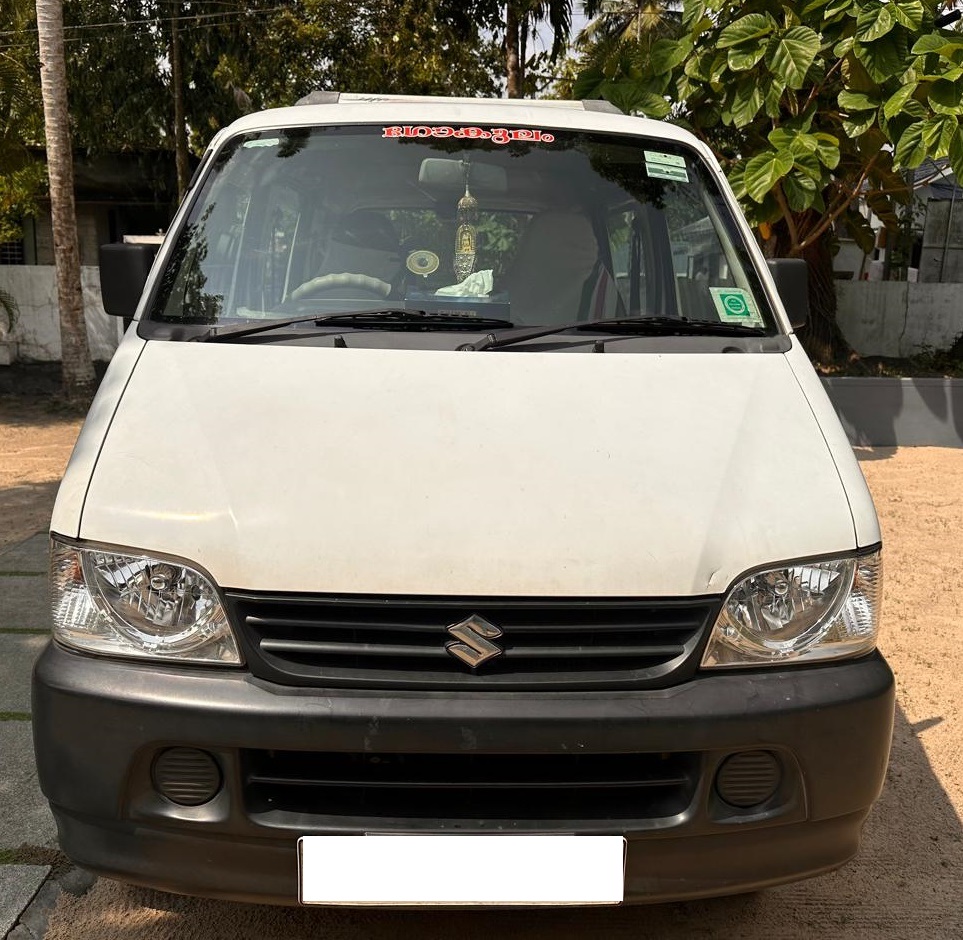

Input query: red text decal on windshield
[383,126,555,144]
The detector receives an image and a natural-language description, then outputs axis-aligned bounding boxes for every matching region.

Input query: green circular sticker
[723,293,749,316]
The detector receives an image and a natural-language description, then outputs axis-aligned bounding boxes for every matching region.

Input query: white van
[34,94,893,907]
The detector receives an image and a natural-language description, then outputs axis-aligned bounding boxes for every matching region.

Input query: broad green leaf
[764,80,786,117]
[919,67,963,82]
[572,67,605,100]
[865,191,901,228]
[600,82,672,118]
[793,151,824,180]
[682,0,706,28]
[648,38,693,75]
[902,97,928,118]
[768,127,815,152]
[928,79,963,115]
[856,4,894,42]
[684,53,710,81]
[729,42,766,71]
[782,172,819,211]
[890,0,924,31]
[718,13,775,49]
[744,149,795,202]
[911,34,963,57]
[921,115,958,156]
[727,162,748,200]
[842,111,878,136]
[826,0,855,17]
[709,51,731,85]
[767,26,821,89]
[838,89,879,111]
[893,120,928,167]
[949,125,963,183]
[842,52,878,92]
[813,132,841,168]
[842,207,877,253]
[802,0,833,13]
[883,82,918,119]
[728,81,765,126]
[834,36,855,58]
[855,31,908,83]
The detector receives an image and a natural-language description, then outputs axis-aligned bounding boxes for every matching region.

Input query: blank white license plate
[299,835,625,906]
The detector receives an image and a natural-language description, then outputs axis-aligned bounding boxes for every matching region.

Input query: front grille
[225,593,719,690]
[242,750,699,826]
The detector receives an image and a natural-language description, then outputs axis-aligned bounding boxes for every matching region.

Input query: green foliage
[575,0,963,262]
[6,1,501,164]
[0,0,45,243]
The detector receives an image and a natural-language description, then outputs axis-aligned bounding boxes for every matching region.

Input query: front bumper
[33,643,894,905]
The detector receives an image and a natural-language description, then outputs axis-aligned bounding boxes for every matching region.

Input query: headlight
[701,551,881,668]
[50,537,242,665]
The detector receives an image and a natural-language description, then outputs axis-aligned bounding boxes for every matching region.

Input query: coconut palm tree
[578,0,680,46]
[505,0,573,98]
[35,0,95,404]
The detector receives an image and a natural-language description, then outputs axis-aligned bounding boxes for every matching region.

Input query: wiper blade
[195,308,513,342]
[462,315,766,351]
[318,310,514,330]
[578,316,766,336]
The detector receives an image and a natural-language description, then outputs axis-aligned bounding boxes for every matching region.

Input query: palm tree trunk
[35,0,95,406]
[170,1,191,201]
[506,3,522,98]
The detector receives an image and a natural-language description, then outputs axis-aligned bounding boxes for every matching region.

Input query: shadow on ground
[43,705,963,940]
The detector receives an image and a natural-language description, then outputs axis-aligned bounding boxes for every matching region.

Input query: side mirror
[767,258,809,330]
[98,243,160,318]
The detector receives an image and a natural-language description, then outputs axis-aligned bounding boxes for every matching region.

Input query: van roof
[294,91,623,114]
[213,94,701,153]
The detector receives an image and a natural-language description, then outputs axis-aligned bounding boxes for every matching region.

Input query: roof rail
[295,91,625,114]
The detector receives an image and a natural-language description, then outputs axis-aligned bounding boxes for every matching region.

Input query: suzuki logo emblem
[445,614,504,669]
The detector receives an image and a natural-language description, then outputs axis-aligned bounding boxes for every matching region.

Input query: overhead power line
[0,6,288,40]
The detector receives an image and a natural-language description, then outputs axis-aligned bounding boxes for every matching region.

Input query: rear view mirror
[99,243,160,318]
[419,158,507,194]
[767,258,809,330]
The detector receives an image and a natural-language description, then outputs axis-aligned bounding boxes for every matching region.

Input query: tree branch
[804,55,845,112]
[798,154,881,250]
[773,182,801,250]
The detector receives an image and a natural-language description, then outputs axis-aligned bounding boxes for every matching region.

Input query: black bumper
[33,643,895,905]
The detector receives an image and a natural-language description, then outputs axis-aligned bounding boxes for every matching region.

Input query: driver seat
[501,211,601,325]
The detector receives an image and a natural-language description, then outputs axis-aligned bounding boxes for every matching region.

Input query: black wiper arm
[461,315,766,351]
[194,308,513,343]
[578,316,766,337]
[319,310,514,330]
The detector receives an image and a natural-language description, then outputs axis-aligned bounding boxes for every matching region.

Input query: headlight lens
[50,538,242,664]
[702,551,881,667]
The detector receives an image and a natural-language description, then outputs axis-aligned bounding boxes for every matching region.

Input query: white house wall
[0,266,122,362]
[835,281,963,357]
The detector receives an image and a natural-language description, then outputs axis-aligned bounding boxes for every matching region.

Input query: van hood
[79,342,857,597]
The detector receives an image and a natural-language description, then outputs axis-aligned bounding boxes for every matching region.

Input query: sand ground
[4,401,961,939]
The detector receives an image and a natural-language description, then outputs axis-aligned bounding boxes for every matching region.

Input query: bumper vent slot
[225,593,718,691]
[243,750,699,825]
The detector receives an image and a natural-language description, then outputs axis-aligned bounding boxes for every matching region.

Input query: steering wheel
[290,273,393,301]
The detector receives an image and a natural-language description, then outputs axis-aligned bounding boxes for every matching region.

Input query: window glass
[149,125,776,334]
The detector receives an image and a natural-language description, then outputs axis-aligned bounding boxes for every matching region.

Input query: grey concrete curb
[4,866,96,940]
[822,377,963,447]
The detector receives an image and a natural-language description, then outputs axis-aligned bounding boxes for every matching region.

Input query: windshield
[147,124,777,335]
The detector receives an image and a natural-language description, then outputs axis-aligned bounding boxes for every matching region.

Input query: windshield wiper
[460,316,766,352]
[194,309,514,343]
